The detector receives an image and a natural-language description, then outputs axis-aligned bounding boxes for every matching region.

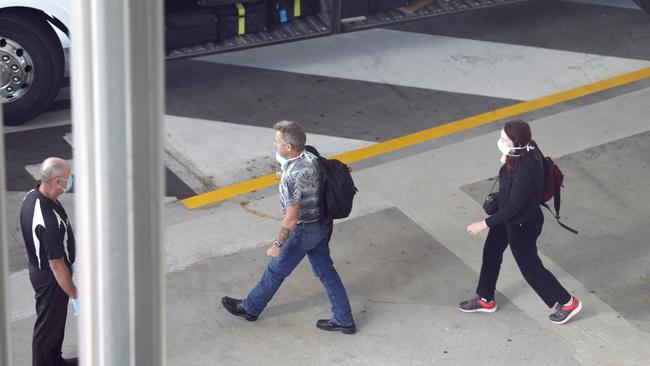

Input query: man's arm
[277,203,300,243]
[267,203,300,257]
[49,258,77,299]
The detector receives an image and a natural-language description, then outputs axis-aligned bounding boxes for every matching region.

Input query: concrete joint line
[164,142,217,193]
[345,89,650,363]
[392,186,650,364]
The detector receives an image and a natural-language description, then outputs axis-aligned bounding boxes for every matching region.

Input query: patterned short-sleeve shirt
[279,151,321,223]
[20,187,76,272]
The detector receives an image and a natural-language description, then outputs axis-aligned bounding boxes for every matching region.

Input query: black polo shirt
[20,186,76,272]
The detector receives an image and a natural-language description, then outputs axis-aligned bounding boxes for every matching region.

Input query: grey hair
[273,120,306,152]
[40,160,67,183]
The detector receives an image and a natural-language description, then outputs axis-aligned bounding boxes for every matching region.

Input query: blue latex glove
[70,298,80,317]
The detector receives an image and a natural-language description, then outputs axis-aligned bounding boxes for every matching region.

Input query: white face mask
[497,139,513,156]
[276,152,289,171]
[497,139,534,157]
[58,175,74,194]
[63,175,73,193]
[275,151,302,171]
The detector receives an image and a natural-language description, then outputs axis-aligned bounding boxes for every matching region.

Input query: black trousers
[476,214,572,308]
[29,266,70,366]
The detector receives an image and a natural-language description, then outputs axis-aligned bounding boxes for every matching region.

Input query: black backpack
[305,146,358,220]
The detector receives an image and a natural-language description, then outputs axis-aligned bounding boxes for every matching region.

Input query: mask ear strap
[512,144,535,151]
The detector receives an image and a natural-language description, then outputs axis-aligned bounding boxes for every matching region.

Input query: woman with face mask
[460,120,582,325]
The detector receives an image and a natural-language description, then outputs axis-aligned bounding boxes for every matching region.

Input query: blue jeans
[243,220,354,326]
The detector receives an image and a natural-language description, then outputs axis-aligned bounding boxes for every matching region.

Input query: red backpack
[541,156,578,234]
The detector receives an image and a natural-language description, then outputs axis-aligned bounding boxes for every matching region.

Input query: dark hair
[504,120,540,172]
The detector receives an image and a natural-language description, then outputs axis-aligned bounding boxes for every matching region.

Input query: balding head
[41,157,70,183]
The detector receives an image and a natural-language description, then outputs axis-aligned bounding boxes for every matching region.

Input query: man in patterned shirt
[20,157,78,366]
[222,121,355,334]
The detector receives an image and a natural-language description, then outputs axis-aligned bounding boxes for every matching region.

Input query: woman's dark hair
[504,120,540,172]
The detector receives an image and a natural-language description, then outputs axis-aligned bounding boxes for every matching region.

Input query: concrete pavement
[198,28,650,101]
[8,77,650,366]
[6,2,650,363]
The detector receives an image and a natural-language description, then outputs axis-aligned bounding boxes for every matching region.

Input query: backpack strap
[304,145,321,157]
[553,171,562,217]
[484,177,498,199]
[541,202,578,235]
[539,150,578,234]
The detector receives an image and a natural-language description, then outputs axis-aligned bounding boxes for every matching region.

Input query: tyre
[0,11,64,125]
[635,0,650,14]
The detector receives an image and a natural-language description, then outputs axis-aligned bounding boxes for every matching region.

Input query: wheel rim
[0,37,35,102]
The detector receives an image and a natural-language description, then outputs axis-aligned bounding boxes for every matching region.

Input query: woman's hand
[467,220,488,235]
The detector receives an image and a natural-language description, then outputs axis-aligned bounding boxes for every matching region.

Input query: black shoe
[316,319,356,334]
[63,357,78,366]
[221,296,257,321]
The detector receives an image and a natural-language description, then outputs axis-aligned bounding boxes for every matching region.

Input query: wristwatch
[273,240,283,248]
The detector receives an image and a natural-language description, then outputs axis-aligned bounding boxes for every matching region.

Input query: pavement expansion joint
[164,141,218,193]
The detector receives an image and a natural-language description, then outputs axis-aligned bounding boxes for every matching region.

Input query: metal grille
[166,11,332,60]
[166,0,531,60]
[342,0,531,32]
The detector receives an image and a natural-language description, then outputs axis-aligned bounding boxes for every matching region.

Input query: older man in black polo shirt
[20,157,78,366]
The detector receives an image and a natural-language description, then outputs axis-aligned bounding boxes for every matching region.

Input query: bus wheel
[0,11,64,125]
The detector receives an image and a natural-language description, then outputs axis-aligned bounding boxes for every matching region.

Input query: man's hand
[268,202,299,258]
[49,258,77,299]
[467,220,488,235]
[266,245,281,257]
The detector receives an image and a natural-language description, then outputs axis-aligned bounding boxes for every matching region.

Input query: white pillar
[70,0,166,364]
[0,104,13,366]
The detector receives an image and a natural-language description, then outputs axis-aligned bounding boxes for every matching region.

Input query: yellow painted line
[182,66,650,209]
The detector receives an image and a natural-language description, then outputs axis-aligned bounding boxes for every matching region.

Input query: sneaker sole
[458,305,498,313]
[550,301,583,325]
[316,325,356,334]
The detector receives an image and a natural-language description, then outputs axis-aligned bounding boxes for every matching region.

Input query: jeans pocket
[300,229,324,251]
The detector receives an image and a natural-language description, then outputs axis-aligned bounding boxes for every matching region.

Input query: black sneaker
[549,297,582,325]
[458,296,498,313]
[316,319,356,334]
[221,296,258,321]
